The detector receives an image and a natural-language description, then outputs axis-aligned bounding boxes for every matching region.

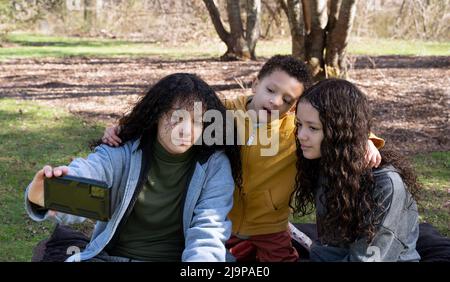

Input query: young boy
[102,55,384,261]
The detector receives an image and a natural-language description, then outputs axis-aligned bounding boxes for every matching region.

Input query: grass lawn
[0,98,104,261]
[0,33,225,60]
[1,33,449,60]
[414,152,450,235]
[0,98,448,261]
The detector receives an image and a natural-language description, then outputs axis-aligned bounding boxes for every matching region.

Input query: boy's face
[250,69,304,123]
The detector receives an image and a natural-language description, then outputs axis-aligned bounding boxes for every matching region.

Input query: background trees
[204,0,358,79]
[1,0,448,79]
[203,0,261,60]
[279,0,358,79]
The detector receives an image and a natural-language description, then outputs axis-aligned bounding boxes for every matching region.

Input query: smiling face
[296,101,324,160]
[157,101,203,155]
[248,69,304,123]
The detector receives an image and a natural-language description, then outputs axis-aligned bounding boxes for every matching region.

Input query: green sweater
[110,140,195,261]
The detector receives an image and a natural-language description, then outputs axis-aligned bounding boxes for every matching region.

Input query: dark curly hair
[291,78,420,246]
[258,55,312,89]
[91,73,242,188]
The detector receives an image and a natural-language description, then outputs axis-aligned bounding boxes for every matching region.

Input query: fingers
[368,153,377,169]
[103,136,119,147]
[365,150,381,168]
[103,126,122,147]
[110,127,122,143]
[375,151,382,168]
[108,137,120,147]
[365,139,382,169]
[41,165,69,178]
[29,166,68,208]
[53,166,69,177]
[43,165,53,178]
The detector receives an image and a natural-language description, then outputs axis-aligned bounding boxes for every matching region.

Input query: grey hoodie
[310,165,421,262]
[25,139,235,262]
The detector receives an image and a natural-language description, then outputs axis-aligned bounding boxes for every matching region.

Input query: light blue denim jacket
[310,165,421,262]
[25,139,235,262]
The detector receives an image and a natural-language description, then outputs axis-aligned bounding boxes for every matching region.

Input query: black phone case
[44,175,111,221]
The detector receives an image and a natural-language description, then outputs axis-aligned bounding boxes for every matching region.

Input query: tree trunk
[246,0,261,60]
[327,0,342,31]
[83,0,96,34]
[279,0,358,81]
[325,0,357,78]
[203,0,260,60]
[280,0,306,60]
[306,0,328,80]
[203,0,231,45]
[225,0,250,60]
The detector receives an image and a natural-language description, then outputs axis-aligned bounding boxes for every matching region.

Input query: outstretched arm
[25,145,116,225]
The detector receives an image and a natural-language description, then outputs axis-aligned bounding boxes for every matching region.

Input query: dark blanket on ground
[32,223,450,262]
[32,224,90,262]
[292,222,450,262]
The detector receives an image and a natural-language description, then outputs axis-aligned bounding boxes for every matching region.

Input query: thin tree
[83,0,96,34]
[203,0,261,60]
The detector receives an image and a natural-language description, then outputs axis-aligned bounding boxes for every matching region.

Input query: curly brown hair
[91,73,242,188]
[258,55,312,89]
[291,79,420,246]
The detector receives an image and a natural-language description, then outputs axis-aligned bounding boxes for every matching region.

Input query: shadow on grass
[0,102,104,261]
[9,37,135,48]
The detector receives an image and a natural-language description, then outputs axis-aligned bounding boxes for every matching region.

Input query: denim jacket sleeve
[182,152,235,262]
[346,169,420,262]
[24,145,117,225]
[310,167,420,262]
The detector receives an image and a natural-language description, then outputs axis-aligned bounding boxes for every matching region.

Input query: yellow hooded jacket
[224,95,385,236]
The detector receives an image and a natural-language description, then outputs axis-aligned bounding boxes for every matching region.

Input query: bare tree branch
[202,0,231,44]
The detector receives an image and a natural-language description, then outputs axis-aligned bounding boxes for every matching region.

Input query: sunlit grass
[1,33,449,60]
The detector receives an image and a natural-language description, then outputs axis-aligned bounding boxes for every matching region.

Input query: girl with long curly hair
[292,79,421,261]
[25,73,242,262]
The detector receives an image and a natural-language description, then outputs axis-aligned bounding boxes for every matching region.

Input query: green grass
[0,33,226,60]
[0,98,448,261]
[413,152,450,236]
[257,37,450,57]
[0,98,104,261]
[1,33,449,60]
[349,37,450,56]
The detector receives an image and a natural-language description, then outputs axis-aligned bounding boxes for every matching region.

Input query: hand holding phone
[28,165,69,207]
[44,175,111,221]
[28,165,111,221]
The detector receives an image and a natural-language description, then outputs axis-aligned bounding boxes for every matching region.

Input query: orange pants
[226,230,299,262]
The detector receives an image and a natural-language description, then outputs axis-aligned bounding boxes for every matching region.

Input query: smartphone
[44,175,111,221]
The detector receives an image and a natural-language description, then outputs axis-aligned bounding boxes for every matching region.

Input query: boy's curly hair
[258,55,312,89]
